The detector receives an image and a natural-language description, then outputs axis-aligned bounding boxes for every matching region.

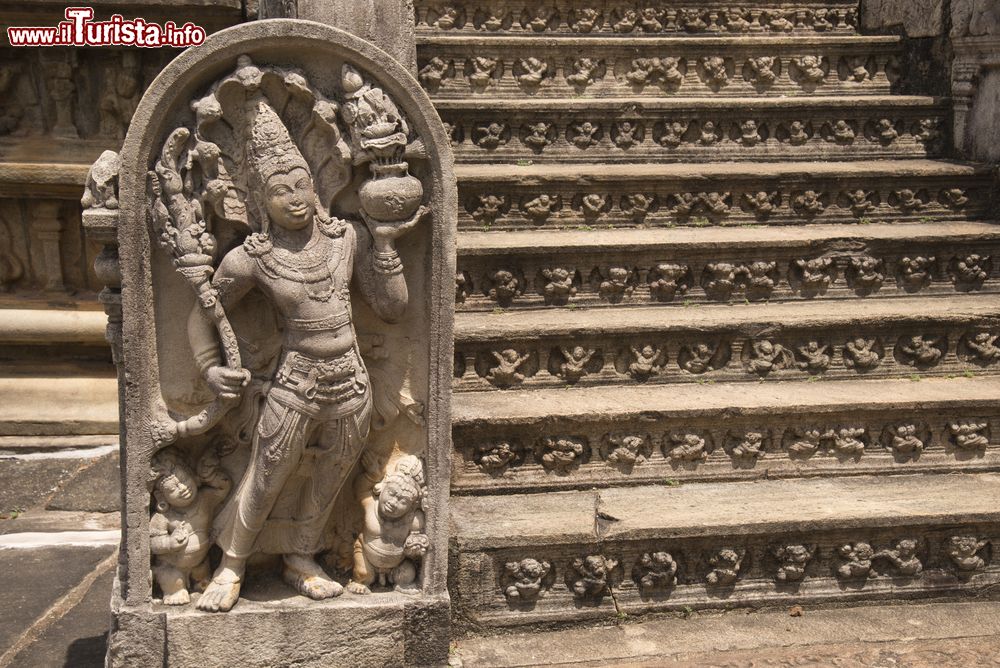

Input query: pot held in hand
[359,162,424,223]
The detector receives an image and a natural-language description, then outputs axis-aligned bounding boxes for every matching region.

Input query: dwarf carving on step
[348,455,429,594]
[149,447,231,605]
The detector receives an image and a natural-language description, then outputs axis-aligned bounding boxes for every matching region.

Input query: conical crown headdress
[245,94,310,188]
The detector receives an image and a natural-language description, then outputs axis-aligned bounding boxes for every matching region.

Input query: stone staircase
[414,1,1000,631]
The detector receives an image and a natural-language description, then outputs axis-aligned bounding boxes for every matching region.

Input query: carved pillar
[31,201,65,291]
[39,51,79,139]
[261,0,417,72]
[952,36,1000,161]
[950,2,1000,161]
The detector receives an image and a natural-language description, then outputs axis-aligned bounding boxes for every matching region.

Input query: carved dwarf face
[378,480,419,519]
[584,556,606,576]
[520,559,546,579]
[157,465,197,509]
[264,167,315,231]
[950,536,979,556]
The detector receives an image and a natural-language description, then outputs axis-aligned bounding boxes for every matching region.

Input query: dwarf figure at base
[149,447,232,605]
[348,455,429,594]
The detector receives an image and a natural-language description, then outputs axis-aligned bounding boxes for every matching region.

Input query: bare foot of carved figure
[162,589,191,605]
[283,553,344,600]
[196,562,243,613]
[346,581,371,595]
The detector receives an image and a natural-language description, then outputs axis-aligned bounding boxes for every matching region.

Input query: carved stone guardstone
[88,19,455,667]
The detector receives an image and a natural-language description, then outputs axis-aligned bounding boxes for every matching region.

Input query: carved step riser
[441,107,945,162]
[454,321,1000,392]
[452,407,999,492]
[415,1,861,37]
[417,39,899,99]
[452,523,1000,628]
[456,243,997,310]
[458,179,990,230]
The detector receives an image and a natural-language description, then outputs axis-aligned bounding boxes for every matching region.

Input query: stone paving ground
[0,443,120,668]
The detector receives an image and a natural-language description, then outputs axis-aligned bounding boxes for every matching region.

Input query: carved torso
[216,220,358,359]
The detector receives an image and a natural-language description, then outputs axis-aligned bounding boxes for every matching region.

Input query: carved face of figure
[786,545,809,560]
[157,465,197,509]
[379,480,419,519]
[521,558,545,579]
[854,543,874,559]
[584,556,606,576]
[951,536,979,556]
[264,167,314,231]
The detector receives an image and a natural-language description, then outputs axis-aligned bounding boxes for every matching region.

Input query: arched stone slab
[107,18,455,667]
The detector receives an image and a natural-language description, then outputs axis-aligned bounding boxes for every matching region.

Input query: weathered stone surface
[454,160,993,231]
[46,451,121,514]
[453,600,1000,667]
[0,309,107,346]
[165,592,408,668]
[291,0,417,71]
[416,0,862,36]
[111,573,452,668]
[7,568,113,668]
[0,545,113,652]
[456,225,1000,312]
[439,95,948,163]
[0,0,997,656]
[953,0,1000,37]
[0,509,119,535]
[450,473,1000,629]
[419,35,902,100]
[862,0,944,37]
[96,15,454,665]
[0,458,84,514]
[964,68,1000,162]
[0,376,118,437]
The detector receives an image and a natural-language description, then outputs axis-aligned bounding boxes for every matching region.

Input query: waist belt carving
[275,350,367,403]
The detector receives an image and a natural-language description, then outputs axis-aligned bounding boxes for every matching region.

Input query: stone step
[0,308,114,386]
[450,376,1000,491]
[0,376,118,437]
[449,472,1000,629]
[455,222,1000,310]
[455,159,993,230]
[439,95,946,162]
[0,444,120,518]
[416,1,860,37]
[416,35,900,99]
[0,308,108,345]
[0,159,92,199]
[453,294,1000,393]
[453,600,1000,667]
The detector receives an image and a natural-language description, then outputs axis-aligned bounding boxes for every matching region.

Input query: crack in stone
[594,490,625,622]
[0,547,118,668]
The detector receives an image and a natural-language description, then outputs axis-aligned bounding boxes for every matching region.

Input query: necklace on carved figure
[263,235,343,302]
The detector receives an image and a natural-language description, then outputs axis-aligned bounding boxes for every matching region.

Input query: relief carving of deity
[144,55,432,613]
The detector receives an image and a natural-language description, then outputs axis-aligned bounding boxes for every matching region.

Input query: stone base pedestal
[106,573,451,667]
